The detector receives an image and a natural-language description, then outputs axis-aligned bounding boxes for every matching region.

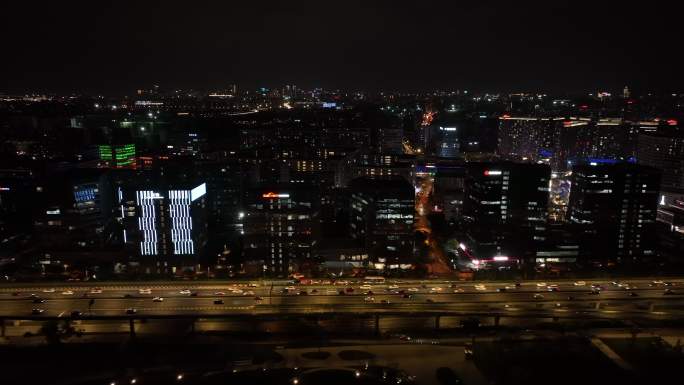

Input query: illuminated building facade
[568,163,660,263]
[637,129,684,203]
[243,186,319,275]
[119,182,208,271]
[349,178,415,269]
[464,162,550,263]
[99,144,136,168]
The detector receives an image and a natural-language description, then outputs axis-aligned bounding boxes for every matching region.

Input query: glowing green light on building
[99,144,135,167]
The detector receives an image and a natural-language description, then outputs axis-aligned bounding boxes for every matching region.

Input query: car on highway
[665,282,674,287]
[298,290,308,296]
[311,289,318,294]
[61,290,74,295]
[254,296,263,301]
[547,286,559,292]
[42,288,56,293]
[497,288,507,293]
[464,343,473,359]
[533,294,544,299]
[126,308,137,314]
[408,287,419,292]
[360,285,372,290]
[664,289,675,295]
[32,298,45,303]
[475,284,487,291]
[589,289,601,295]
[90,288,103,294]
[536,282,547,288]
[430,287,443,292]
[213,299,224,305]
[389,285,399,290]
[285,286,296,291]
[453,288,464,293]
[214,292,226,296]
[248,283,259,288]
[574,281,586,286]
[71,310,82,318]
[179,289,191,295]
[139,288,152,295]
[152,297,164,302]
[380,299,390,304]
[364,296,375,302]
[402,294,413,299]
[31,308,45,315]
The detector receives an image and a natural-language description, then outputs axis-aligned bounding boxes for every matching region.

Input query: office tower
[374,127,404,154]
[119,182,208,273]
[638,129,684,204]
[656,200,684,262]
[568,163,660,263]
[98,143,136,168]
[348,177,415,269]
[464,162,550,264]
[243,185,318,275]
[433,164,466,222]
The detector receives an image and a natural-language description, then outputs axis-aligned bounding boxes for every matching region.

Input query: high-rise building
[242,185,319,275]
[433,164,466,222]
[463,162,550,263]
[99,143,136,168]
[348,177,415,269]
[568,163,660,263]
[637,129,684,203]
[119,182,208,273]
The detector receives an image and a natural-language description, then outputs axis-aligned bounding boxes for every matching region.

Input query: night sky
[2,1,682,94]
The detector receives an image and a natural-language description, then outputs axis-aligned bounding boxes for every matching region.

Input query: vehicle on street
[664,289,675,295]
[533,294,544,299]
[213,299,224,304]
[32,308,45,315]
[62,290,74,295]
[364,296,375,302]
[153,297,164,302]
[43,288,56,293]
[32,298,45,303]
[179,289,191,295]
[71,310,82,318]
[139,289,152,295]
[214,292,226,296]
[90,288,103,294]
[408,287,419,292]
[380,299,390,304]
[126,308,137,314]
[536,282,547,287]
[574,281,586,286]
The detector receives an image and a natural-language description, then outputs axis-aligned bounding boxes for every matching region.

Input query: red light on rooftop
[667,119,678,126]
